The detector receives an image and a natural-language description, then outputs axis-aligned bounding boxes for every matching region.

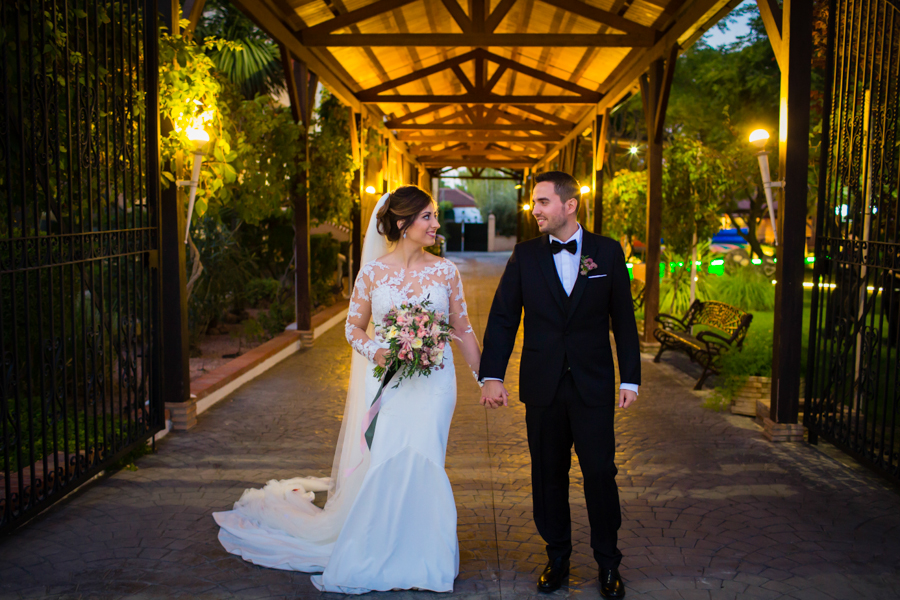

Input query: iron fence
[806,0,900,481]
[0,0,162,534]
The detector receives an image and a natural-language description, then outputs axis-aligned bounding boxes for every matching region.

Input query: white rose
[432,351,444,364]
[411,338,423,349]
[387,327,399,339]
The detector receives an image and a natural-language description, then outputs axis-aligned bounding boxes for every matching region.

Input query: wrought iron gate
[806,0,900,481]
[0,0,162,534]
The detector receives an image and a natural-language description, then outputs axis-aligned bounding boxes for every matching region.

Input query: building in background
[439,188,484,224]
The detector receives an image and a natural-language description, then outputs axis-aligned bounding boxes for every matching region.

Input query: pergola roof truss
[235,0,738,169]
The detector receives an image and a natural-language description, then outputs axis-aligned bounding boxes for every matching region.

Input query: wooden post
[769,0,812,428]
[351,112,363,285]
[593,107,609,235]
[641,60,664,345]
[281,46,313,340]
[158,0,194,428]
[640,45,678,346]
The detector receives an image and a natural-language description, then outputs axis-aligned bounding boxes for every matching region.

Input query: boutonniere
[579,255,598,276]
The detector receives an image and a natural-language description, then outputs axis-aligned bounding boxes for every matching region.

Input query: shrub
[258,299,294,338]
[187,216,256,344]
[708,323,773,406]
[311,233,340,307]
[245,278,281,307]
[708,266,775,312]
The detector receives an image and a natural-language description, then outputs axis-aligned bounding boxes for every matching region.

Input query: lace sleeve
[345,266,380,362]
[446,262,482,383]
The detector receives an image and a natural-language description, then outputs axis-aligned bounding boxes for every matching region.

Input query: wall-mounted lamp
[749,128,782,246]
[628,145,640,156]
[365,185,377,194]
[522,203,532,211]
[580,185,591,194]
[178,127,210,244]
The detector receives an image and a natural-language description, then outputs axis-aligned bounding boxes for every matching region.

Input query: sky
[700,0,756,48]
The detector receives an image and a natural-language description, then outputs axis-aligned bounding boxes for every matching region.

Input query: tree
[309,91,356,226]
[194,0,285,100]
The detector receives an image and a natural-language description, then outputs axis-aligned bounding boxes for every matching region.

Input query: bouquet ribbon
[344,363,399,477]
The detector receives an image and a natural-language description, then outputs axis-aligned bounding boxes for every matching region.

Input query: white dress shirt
[485,226,639,396]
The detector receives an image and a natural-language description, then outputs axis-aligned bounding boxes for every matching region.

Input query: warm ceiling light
[522,203,531,211]
[580,185,590,194]
[365,185,377,194]
[749,129,770,149]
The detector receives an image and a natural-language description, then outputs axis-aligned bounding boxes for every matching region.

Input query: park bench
[653,300,753,390]
[631,278,645,311]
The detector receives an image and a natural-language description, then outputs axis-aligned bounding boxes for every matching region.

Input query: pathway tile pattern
[1,252,899,600]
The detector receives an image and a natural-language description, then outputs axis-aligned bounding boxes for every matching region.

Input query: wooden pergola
[222,0,740,331]
[163,0,814,437]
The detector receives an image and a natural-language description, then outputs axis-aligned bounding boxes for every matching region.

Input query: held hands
[618,388,637,409]
[480,380,508,409]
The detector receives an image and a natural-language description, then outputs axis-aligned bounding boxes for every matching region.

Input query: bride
[213,185,483,594]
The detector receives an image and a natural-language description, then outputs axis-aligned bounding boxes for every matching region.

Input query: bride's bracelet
[472,370,483,388]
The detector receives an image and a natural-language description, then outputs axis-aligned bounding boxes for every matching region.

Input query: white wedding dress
[213,194,477,594]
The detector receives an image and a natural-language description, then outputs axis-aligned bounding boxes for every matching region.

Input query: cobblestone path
[1,253,899,600]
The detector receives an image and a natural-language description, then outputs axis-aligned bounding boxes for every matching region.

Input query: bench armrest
[655,312,689,331]
[696,330,735,355]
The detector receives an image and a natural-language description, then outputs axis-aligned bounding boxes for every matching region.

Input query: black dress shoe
[537,557,569,593]
[600,568,625,598]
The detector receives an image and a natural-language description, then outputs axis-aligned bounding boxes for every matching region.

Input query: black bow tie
[550,239,577,255]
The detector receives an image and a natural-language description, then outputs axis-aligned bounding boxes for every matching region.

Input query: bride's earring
[403,232,407,238]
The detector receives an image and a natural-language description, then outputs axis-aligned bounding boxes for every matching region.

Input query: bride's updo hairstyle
[376,185,435,243]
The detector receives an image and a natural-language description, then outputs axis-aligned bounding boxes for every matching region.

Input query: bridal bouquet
[357,300,454,453]
[373,299,454,387]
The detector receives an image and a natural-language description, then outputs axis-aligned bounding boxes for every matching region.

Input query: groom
[479,171,640,597]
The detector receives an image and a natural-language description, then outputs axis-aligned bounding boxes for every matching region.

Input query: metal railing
[806,0,900,482]
[0,0,162,534]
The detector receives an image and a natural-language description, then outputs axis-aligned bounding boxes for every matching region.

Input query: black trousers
[525,370,623,569]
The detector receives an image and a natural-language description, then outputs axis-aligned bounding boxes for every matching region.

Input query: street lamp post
[750,129,782,246]
[177,126,210,244]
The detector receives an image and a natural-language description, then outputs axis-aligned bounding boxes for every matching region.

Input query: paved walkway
[2,253,900,600]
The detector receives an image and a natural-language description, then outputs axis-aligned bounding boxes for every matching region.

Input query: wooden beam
[301,33,653,46]
[470,0,486,32]
[481,49,602,98]
[485,66,508,92]
[440,0,473,32]
[419,149,542,157]
[451,65,476,93]
[538,0,656,37]
[512,105,575,126]
[387,123,569,131]
[363,94,598,104]
[394,104,450,123]
[756,0,784,70]
[349,51,479,96]
[653,43,679,143]
[485,0,517,32]
[299,0,418,37]
[182,0,206,34]
[398,134,564,142]
[231,0,361,111]
[420,160,536,167]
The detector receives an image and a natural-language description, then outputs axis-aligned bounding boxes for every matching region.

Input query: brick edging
[169,299,350,429]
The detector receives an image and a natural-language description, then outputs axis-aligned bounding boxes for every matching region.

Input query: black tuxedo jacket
[479,231,641,406]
